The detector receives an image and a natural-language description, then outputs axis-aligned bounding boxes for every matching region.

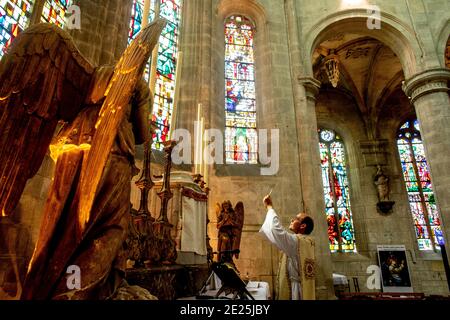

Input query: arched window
[129,0,183,150]
[319,129,356,253]
[224,15,257,164]
[41,0,71,27]
[1,0,75,59]
[129,0,146,41]
[397,119,444,251]
[0,0,34,58]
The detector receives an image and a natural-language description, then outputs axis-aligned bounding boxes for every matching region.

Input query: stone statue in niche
[0,20,166,299]
[216,201,244,264]
[374,165,390,201]
[374,165,395,214]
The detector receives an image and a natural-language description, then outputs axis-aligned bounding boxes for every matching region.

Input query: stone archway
[445,36,450,69]
[304,9,423,79]
[436,20,450,69]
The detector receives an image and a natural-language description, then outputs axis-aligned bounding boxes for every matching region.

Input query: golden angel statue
[0,19,166,300]
[215,201,244,263]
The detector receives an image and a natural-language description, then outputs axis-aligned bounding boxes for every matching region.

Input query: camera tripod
[197,249,255,300]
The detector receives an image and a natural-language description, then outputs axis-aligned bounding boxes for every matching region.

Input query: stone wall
[1,0,450,298]
[316,89,448,295]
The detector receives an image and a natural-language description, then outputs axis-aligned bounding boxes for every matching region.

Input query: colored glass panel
[128,0,182,150]
[152,0,182,150]
[225,15,257,164]
[397,119,443,251]
[41,0,71,27]
[319,129,356,253]
[0,0,34,58]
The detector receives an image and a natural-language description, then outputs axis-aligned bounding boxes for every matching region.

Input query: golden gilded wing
[77,19,166,233]
[0,23,95,217]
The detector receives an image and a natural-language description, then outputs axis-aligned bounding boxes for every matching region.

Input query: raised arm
[259,196,297,258]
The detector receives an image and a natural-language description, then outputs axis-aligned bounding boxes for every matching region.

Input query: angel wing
[0,23,94,217]
[77,18,166,233]
[215,202,221,219]
[232,201,245,258]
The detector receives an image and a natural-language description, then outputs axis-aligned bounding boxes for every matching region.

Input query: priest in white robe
[259,195,316,300]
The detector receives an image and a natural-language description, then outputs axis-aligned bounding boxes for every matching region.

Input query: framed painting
[377,245,413,293]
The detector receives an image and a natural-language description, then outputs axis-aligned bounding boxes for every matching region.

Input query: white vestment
[259,208,302,300]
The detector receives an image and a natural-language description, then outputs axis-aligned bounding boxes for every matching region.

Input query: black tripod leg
[243,287,256,300]
[198,271,214,295]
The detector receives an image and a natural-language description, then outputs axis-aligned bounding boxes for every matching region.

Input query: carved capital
[298,76,322,100]
[402,68,450,104]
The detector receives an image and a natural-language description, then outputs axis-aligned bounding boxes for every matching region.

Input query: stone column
[284,0,334,299]
[296,77,335,299]
[403,68,450,252]
[69,0,133,66]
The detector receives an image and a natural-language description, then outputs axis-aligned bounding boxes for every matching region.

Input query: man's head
[289,212,314,235]
[263,195,273,209]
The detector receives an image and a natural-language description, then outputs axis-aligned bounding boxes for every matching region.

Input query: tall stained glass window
[224,15,257,164]
[128,0,182,150]
[397,119,444,251]
[41,0,71,27]
[319,129,356,253]
[0,0,34,58]
[129,0,148,42]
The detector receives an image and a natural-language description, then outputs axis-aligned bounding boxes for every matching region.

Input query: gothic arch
[217,0,267,28]
[436,19,450,68]
[304,9,424,79]
[212,0,273,140]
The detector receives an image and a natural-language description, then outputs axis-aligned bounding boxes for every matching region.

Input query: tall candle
[194,103,202,174]
[170,51,183,132]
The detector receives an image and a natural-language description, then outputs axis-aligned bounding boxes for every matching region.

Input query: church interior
[1,0,450,301]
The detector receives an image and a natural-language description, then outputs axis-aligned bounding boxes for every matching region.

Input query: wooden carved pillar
[193,174,213,265]
[153,140,178,264]
[127,123,159,267]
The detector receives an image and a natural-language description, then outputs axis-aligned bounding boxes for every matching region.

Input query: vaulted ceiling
[313,34,406,137]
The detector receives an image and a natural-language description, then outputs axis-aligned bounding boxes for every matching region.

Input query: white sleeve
[259,208,298,258]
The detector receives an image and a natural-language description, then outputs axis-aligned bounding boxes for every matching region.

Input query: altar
[150,171,209,265]
[179,273,271,300]
[206,273,271,300]
[125,169,212,299]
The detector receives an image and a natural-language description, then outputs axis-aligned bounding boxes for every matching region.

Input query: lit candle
[200,115,205,178]
[202,114,209,186]
[170,51,183,132]
[142,0,151,28]
[195,103,202,174]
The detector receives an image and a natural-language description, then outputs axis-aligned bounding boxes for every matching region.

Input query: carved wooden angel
[216,201,244,263]
[0,19,166,300]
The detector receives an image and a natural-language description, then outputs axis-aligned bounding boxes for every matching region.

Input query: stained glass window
[128,0,182,150]
[319,129,356,253]
[0,0,34,58]
[41,0,71,27]
[224,15,258,164]
[397,119,444,251]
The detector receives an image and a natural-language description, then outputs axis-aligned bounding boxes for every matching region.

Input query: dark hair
[301,216,314,235]
[264,196,273,206]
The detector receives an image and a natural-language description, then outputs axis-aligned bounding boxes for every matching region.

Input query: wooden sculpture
[216,201,244,263]
[0,19,166,299]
